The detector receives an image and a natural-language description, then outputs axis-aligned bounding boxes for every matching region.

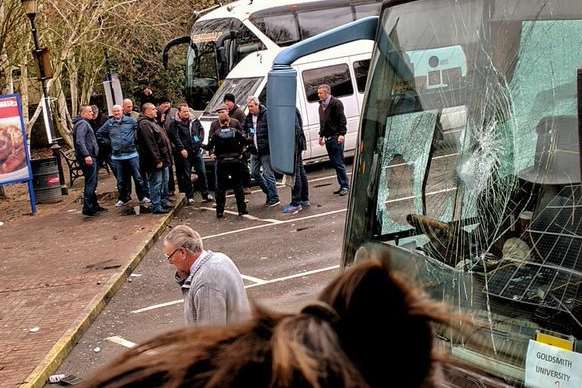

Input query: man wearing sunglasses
[163,225,250,327]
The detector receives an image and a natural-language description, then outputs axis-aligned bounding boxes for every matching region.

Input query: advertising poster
[0,94,31,185]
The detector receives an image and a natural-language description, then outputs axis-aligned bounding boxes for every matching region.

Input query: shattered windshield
[205,77,262,114]
[347,0,582,381]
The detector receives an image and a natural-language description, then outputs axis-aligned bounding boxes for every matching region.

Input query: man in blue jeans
[317,84,349,196]
[243,96,279,207]
[73,106,105,216]
[97,105,149,207]
[137,103,173,214]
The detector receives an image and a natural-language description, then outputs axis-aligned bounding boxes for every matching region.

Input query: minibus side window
[353,59,370,93]
[302,64,354,102]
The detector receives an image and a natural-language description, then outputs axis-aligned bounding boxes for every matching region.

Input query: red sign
[0,95,31,184]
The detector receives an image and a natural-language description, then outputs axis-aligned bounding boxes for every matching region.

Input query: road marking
[106,336,137,348]
[130,299,184,314]
[130,265,340,314]
[307,172,352,183]
[199,207,281,224]
[226,172,353,198]
[383,153,459,170]
[200,208,347,240]
[240,274,267,284]
[385,187,457,204]
[245,265,339,289]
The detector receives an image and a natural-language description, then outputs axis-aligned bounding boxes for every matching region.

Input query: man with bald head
[137,103,173,214]
[97,104,149,207]
[123,99,139,120]
[73,105,104,216]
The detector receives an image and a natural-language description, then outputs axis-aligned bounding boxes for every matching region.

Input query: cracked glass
[350,0,582,382]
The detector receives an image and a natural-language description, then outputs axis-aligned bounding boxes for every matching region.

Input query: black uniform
[206,119,249,217]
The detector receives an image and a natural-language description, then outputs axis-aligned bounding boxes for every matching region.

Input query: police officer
[207,104,248,218]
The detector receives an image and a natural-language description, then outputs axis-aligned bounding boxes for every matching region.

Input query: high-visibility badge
[536,332,574,351]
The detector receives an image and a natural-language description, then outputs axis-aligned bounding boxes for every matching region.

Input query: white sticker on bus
[525,340,582,388]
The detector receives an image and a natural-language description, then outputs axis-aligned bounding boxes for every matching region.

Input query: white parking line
[200,208,347,240]
[240,274,267,284]
[244,265,339,289]
[106,336,137,348]
[130,265,340,314]
[199,207,281,224]
[226,172,353,198]
[130,300,184,314]
[385,187,457,204]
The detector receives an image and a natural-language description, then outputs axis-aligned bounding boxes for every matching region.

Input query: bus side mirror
[216,30,239,78]
[162,36,190,69]
[267,66,297,175]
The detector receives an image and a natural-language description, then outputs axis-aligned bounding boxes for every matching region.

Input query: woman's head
[82,246,456,388]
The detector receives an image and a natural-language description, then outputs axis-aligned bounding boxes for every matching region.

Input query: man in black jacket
[73,105,105,216]
[224,93,246,123]
[243,96,280,207]
[317,84,349,196]
[137,103,173,214]
[207,104,248,218]
[224,93,251,192]
[169,103,212,204]
[282,109,309,214]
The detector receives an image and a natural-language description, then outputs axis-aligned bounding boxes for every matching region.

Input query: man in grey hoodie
[73,105,105,216]
[163,225,250,327]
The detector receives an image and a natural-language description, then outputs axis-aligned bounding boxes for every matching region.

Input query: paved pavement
[0,172,183,388]
[51,164,350,382]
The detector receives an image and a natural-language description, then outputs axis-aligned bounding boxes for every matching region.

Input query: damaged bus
[267,0,582,385]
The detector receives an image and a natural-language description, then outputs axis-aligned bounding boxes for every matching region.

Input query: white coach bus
[163,0,382,110]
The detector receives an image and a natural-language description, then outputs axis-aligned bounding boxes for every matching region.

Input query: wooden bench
[59,148,110,187]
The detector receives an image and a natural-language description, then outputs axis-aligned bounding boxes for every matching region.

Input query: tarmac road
[51,163,351,382]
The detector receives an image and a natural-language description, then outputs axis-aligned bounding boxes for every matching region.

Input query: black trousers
[80,157,99,214]
[215,160,246,215]
[175,153,192,198]
[168,162,176,194]
[175,152,209,199]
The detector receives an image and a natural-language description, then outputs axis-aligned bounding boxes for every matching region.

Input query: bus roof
[226,40,374,79]
[198,0,354,22]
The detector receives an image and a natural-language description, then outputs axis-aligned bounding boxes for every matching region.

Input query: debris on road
[93,346,101,353]
[48,374,66,383]
[29,326,40,333]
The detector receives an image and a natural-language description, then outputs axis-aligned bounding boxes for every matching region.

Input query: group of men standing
[73,82,349,220]
[73,98,204,216]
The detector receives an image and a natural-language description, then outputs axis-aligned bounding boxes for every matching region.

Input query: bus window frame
[302,63,355,103]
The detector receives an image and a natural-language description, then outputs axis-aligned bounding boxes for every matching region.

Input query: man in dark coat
[224,93,251,192]
[282,109,309,214]
[156,98,176,196]
[317,84,349,196]
[223,93,246,123]
[243,96,279,207]
[207,104,248,218]
[89,105,113,173]
[73,105,105,216]
[169,103,212,204]
[137,103,173,214]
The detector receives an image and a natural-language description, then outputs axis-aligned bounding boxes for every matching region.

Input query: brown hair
[177,102,189,111]
[82,248,471,388]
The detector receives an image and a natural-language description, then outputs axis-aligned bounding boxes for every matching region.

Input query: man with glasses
[163,225,250,327]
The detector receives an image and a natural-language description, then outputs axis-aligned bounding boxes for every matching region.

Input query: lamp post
[21,0,66,194]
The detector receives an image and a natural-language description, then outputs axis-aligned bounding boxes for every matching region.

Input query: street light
[21,0,38,15]
[21,0,66,193]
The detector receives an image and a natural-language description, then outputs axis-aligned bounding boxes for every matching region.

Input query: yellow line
[19,196,185,388]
